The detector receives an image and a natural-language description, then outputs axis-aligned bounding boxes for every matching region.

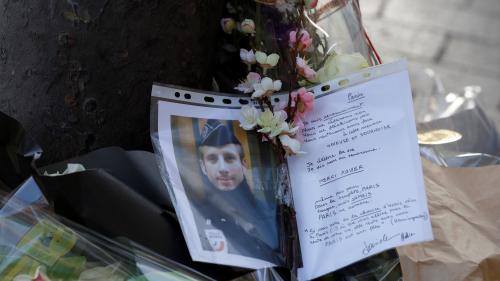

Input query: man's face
[199,144,246,191]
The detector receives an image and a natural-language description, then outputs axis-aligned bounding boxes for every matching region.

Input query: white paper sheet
[287,60,433,280]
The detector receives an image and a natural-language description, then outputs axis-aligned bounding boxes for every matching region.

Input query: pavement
[359,0,500,129]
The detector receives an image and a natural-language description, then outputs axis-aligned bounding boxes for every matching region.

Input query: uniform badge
[204,229,228,253]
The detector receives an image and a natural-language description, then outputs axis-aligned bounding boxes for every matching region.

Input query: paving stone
[363,19,446,62]
[469,0,500,18]
[407,59,500,130]
[358,0,385,19]
[384,0,461,29]
[448,11,500,44]
[441,38,500,79]
[384,0,500,44]
[359,0,500,130]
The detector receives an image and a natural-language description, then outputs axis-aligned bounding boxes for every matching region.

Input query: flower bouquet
[214,0,380,157]
[0,192,213,281]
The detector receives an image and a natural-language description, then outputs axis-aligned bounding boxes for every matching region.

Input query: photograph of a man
[198,120,247,192]
[192,119,282,264]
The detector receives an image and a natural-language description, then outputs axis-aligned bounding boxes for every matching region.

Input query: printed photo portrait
[170,116,283,265]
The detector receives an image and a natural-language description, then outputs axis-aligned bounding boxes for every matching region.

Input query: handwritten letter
[288,63,433,280]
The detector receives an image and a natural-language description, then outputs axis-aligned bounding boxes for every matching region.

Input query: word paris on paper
[151,60,433,280]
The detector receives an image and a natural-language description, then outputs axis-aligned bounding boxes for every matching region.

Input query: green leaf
[48,256,87,280]
[0,255,40,280]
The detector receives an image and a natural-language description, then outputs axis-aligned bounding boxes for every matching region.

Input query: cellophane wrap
[0,191,214,281]
[411,67,500,167]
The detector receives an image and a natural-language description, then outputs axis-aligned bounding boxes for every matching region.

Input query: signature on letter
[362,232,416,255]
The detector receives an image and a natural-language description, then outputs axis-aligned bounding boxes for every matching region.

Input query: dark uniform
[193,120,283,265]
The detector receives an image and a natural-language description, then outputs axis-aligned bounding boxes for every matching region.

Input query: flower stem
[264,96,273,113]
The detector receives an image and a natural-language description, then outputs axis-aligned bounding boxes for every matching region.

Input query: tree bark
[0,0,224,164]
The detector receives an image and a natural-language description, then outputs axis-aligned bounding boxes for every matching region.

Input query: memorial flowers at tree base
[215,0,380,157]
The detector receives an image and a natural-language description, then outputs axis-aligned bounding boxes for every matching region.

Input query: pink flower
[293,114,305,129]
[305,0,318,9]
[296,57,316,80]
[291,87,314,118]
[289,29,313,52]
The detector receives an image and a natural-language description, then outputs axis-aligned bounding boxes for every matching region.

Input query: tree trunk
[0,0,224,165]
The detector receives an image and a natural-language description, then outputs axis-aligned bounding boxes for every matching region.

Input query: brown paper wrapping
[397,160,500,281]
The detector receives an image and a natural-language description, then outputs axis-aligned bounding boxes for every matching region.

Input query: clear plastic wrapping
[231,268,286,281]
[411,68,500,167]
[0,191,214,281]
[314,250,401,281]
[0,111,271,280]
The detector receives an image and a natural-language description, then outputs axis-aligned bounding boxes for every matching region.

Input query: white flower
[281,122,300,136]
[260,111,299,138]
[255,51,280,73]
[240,49,256,65]
[257,109,287,137]
[235,72,261,93]
[257,109,278,131]
[239,19,256,34]
[43,163,85,177]
[239,105,260,130]
[252,77,282,99]
[314,53,369,83]
[255,51,280,67]
[268,111,291,138]
[279,134,305,155]
[269,120,299,138]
